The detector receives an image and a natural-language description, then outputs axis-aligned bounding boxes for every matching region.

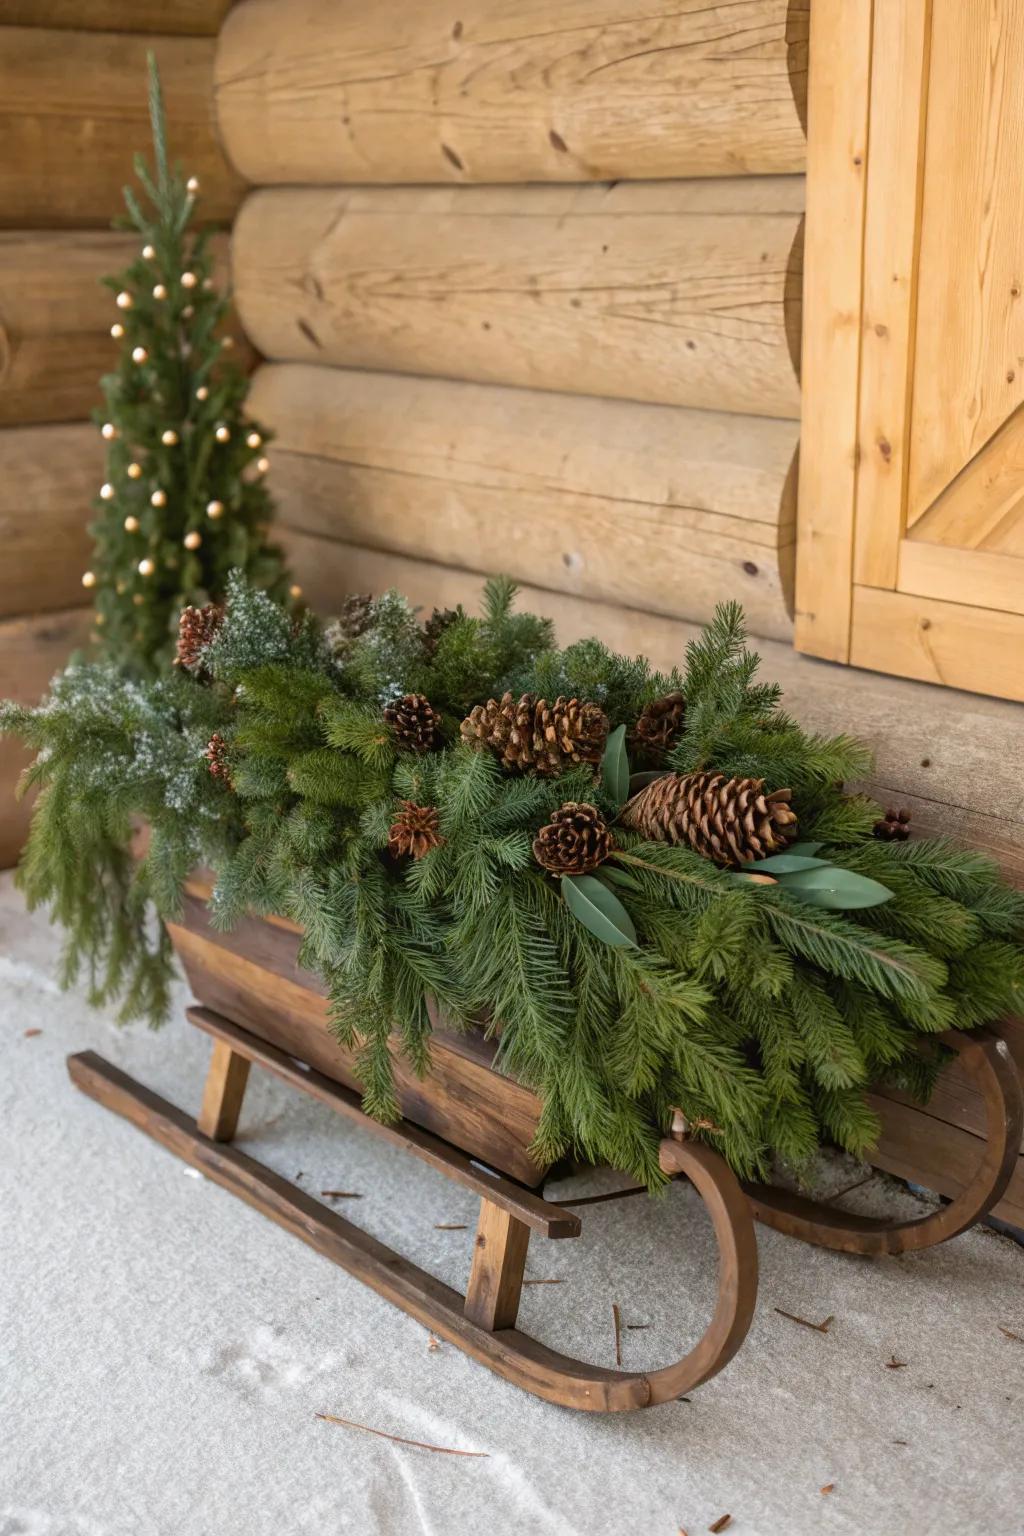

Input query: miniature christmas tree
[81,54,294,674]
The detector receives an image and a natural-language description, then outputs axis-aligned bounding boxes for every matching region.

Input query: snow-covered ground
[2,869,1022,1535]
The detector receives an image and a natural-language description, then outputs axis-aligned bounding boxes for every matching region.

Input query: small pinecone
[324,593,374,661]
[421,605,463,658]
[631,691,686,759]
[873,807,912,842]
[388,801,444,860]
[176,602,223,671]
[460,692,609,776]
[384,692,442,753]
[533,802,613,876]
[205,731,233,788]
[621,770,797,865]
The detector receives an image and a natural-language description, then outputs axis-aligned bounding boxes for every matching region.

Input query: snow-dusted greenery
[4,579,1023,1187]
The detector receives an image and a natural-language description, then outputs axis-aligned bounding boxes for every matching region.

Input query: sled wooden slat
[187,1006,578,1240]
[464,1200,531,1331]
[196,1038,251,1142]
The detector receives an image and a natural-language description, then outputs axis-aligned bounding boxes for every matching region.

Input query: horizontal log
[0,606,93,869]
[0,425,102,617]
[5,2,234,33]
[0,29,246,228]
[250,363,798,639]
[215,0,808,184]
[279,535,1024,890]
[0,231,251,425]
[234,181,804,418]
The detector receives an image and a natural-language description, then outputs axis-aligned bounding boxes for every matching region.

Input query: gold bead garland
[138,558,155,577]
[206,499,224,519]
[150,490,167,508]
[127,462,142,479]
[111,323,125,339]
[183,531,202,551]
[153,284,167,301]
[256,456,270,474]
[142,243,156,260]
[181,271,197,290]
[196,385,209,402]
[215,425,230,443]
[81,570,96,589]
[100,483,114,500]
[161,429,179,446]
[132,346,148,364]
[116,291,133,310]
[246,431,261,449]
[101,422,117,440]
[124,515,140,533]
[186,176,200,194]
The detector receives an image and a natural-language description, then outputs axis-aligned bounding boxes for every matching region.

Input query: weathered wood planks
[250,363,798,640]
[0,29,246,228]
[215,0,808,186]
[0,425,101,618]
[7,1,234,34]
[232,180,804,418]
[0,231,245,426]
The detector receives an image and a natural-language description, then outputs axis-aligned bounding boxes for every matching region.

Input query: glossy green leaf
[627,769,671,795]
[785,841,823,856]
[752,853,831,874]
[601,724,630,808]
[562,873,638,947]
[778,866,894,910]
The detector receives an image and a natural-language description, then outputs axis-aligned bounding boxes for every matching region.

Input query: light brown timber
[0,425,102,616]
[215,0,809,186]
[250,364,798,640]
[464,1202,531,1331]
[6,2,234,33]
[232,181,805,419]
[196,1039,251,1142]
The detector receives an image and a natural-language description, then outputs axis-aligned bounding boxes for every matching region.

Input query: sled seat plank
[186,1006,579,1240]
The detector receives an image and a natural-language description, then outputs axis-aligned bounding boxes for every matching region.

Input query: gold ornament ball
[161,429,179,446]
[150,489,167,508]
[127,462,142,479]
[100,422,117,440]
[206,499,224,519]
[181,271,198,290]
[132,346,148,364]
[124,515,140,533]
[203,277,215,292]
[100,482,115,500]
[256,456,270,474]
[138,558,155,577]
[183,531,202,551]
[246,432,262,450]
[289,584,303,599]
[221,335,235,351]
[132,593,145,606]
[111,323,125,339]
[142,243,156,260]
[116,291,133,310]
[153,283,168,301]
[186,176,200,194]
[215,425,230,443]
[196,385,209,402]
[81,570,97,589]
[182,305,195,319]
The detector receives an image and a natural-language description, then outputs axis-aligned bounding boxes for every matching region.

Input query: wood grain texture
[168,893,549,1186]
[0,606,92,869]
[6,1,234,34]
[196,1038,251,1141]
[250,364,798,640]
[793,0,872,661]
[897,543,1024,620]
[850,585,1024,705]
[0,424,102,617]
[0,29,246,228]
[280,534,1024,887]
[907,0,1024,524]
[215,0,809,186]
[853,0,931,589]
[232,181,805,418]
[907,401,1024,560]
[0,231,246,425]
[464,1201,531,1331]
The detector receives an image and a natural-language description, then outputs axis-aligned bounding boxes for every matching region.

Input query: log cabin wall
[214,0,809,644]
[0,2,243,866]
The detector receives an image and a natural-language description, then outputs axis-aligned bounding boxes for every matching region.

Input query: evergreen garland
[4,577,1023,1189]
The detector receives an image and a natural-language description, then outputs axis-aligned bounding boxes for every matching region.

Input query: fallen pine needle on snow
[774,1308,834,1334]
[886,1356,909,1369]
[427,1334,441,1353]
[434,1223,468,1230]
[23,1028,42,1038]
[821,1483,835,1495]
[708,1515,732,1533]
[315,1414,489,1457]
[523,1277,563,1286]
[612,1302,623,1366]
[998,1325,1023,1342]
[320,1190,362,1200]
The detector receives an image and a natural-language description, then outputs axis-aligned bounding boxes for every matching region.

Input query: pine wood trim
[793,0,873,662]
[897,542,1024,618]
[849,585,1024,703]
[852,0,931,589]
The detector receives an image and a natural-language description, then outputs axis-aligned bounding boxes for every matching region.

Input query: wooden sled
[65,891,1023,1410]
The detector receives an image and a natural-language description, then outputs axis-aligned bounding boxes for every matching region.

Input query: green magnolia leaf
[598,865,644,893]
[562,873,638,947]
[778,866,894,910]
[601,724,630,808]
[628,769,671,795]
[785,841,823,856]
[752,853,831,874]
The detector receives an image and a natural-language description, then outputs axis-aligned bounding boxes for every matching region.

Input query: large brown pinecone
[388,801,444,860]
[421,605,463,658]
[631,691,686,759]
[176,602,223,671]
[620,770,797,865]
[533,802,613,875]
[460,692,609,776]
[384,692,442,753]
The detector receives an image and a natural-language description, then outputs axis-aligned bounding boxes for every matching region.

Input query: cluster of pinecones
[461,692,609,776]
[176,602,223,672]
